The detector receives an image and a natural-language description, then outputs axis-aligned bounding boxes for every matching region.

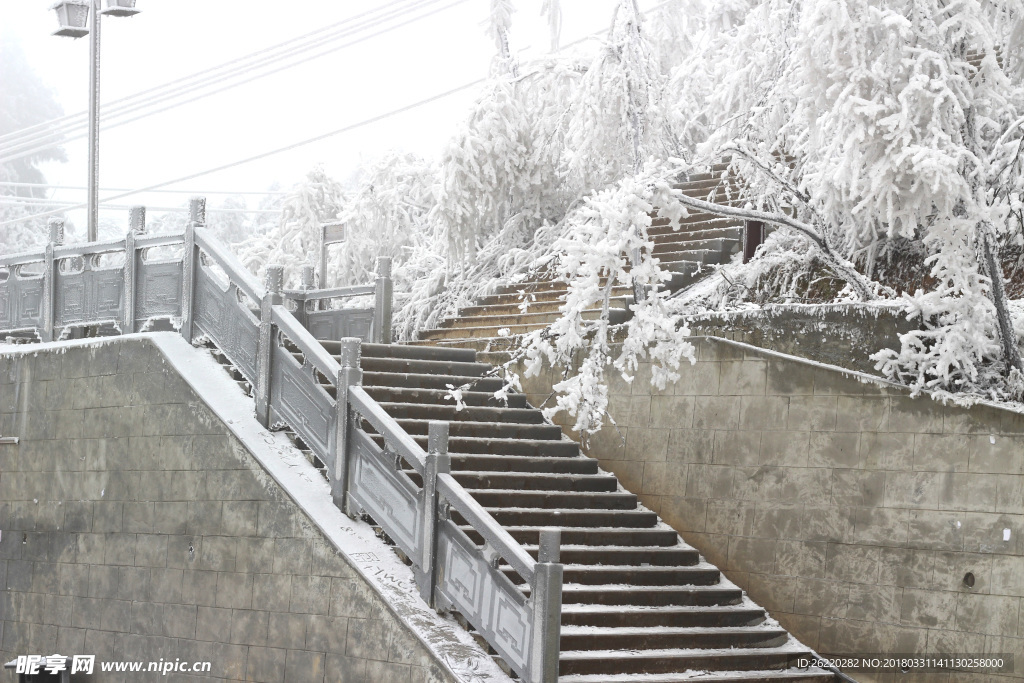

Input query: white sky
[1,0,648,230]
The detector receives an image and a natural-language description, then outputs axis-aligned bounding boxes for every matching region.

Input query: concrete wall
[517,337,1024,680]
[0,339,471,683]
[687,303,917,376]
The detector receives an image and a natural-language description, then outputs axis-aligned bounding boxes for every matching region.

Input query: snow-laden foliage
[331,152,437,291]
[520,163,694,434]
[239,166,345,288]
[667,0,1024,398]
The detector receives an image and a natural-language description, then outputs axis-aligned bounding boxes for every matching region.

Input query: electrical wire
[0,80,482,228]
[0,0,468,164]
[0,0,680,229]
[0,0,428,149]
[0,182,286,195]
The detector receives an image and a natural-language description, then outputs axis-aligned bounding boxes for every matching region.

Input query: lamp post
[51,0,140,243]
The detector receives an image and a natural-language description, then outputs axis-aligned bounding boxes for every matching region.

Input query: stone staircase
[296,341,832,682]
[416,163,747,345]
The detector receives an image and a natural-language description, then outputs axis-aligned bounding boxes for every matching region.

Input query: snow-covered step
[437,306,629,331]
[533,583,744,607]
[560,604,767,628]
[651,237,740,255]
[362,385,530,408]
[558,645,813,676]
[559,625,790,651]
[344,342,833,681]
[424,470,618,492]
[503,562,720,586]
[465,489,641,510]
[418,322,545,340]
[462,524,679,547]
[374,400,545,424]
[559,669,836,683]
[457,294,632,318]
[484,508,657,528]
[450,454,598,474]
[359,370,506,392]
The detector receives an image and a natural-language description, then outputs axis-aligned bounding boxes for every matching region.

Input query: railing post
[373,257,393,344]
[122,206,145,334]
[41,218,64,342]
[529,528,563,683]
[420,421,449,607]
[298,264,314,327]
[256,264,284,427]
[180,197,206,344]
[332,337,363,513]
[743,220,764,263]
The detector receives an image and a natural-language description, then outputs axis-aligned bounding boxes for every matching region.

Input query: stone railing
[0,199,563,683]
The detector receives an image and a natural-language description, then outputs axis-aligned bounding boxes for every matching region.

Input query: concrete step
[438,306,630,332]
[457,295,632,318]
[386,418,563,441]
[560,667,835,682]
[355,355,493,378]
[479,285,632,306]
[450,454,598,474]
[362,385,529,409]
[484,508,656,528]
[356,341,476,362]
[650,237,740,256]
[520,544,701,566]
[418,323,544,341]
[657,249,730,266]
[648,215,743,235]
[430,471,618,492]
[558,647,812,677]
[559,625,789,651]
[560,605,766,628]
[375,401,545,425]
[538,583,743,607]
[374,434,580,457]
[360,371,506,392]
[503,563,719,586]
[463,525,678,547]
[465,489,639,510]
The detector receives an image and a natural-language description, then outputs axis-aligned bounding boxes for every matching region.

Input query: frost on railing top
[0,199,561,683]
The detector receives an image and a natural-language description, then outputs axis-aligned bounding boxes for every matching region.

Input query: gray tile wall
[0,340,458,683]
[518,337,1024,682]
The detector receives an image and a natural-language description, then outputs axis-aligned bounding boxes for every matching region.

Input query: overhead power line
[0,182,286,195]
[0,79,482,228]
[0,0,681,230]
[0,0,469,165]
[0,0,429,150]
[0,199,281,215]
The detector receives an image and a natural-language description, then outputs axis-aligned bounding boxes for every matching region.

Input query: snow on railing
[0,201,562,683]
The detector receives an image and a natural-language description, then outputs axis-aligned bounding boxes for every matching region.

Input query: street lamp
[51,0,141,243]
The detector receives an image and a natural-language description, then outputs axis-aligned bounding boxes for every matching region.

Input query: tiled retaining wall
[0,339,462,683]
[517,337,1024,681]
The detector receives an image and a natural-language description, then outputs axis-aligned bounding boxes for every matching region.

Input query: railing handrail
[135,232,186,249]
[284,284,376,301]
[348,385,427,474]
[437,472,538,582]
[194,230,266,302]
[0,249,47,268]
[53,237,127,259]
[0,202,554,682]
[270,305,341,381]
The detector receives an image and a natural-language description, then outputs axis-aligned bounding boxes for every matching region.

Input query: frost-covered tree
[239,165,345,287]
[668,0,1024,399]
[0,39,69,253]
